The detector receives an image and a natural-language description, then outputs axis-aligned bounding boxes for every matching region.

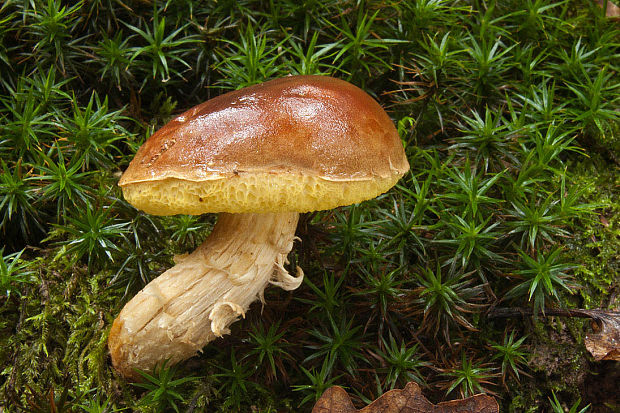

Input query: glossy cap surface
[119,75,409,214]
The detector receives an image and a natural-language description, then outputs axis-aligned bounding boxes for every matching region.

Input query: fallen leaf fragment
[599,215,609,227]
[585,311,620,361]
[312,382,499,413]
[598,0,620,18]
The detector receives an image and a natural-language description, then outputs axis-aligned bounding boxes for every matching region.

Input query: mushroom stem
[108,212,303,378]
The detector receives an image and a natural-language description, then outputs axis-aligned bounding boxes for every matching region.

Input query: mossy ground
[0,0,618,411]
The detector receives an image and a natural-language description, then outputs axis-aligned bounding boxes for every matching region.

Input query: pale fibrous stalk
[108,212,303,378]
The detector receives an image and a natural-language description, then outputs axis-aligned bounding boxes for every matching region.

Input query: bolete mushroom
[108,75,410,378]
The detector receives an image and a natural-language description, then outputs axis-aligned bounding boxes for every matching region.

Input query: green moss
[567,155,619,308]
[0,0,618,410]
[508,391,542,412]
[0,255,122,408]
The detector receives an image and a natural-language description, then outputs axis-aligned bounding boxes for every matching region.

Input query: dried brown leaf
[312,382,499,413]
[598,0,620,18]
[585,311,620,361]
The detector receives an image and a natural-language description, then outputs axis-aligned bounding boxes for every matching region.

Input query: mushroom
[108,75,410,378]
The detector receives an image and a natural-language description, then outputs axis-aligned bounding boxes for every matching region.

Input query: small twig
[488,308,620,361]
[488,307,620,320]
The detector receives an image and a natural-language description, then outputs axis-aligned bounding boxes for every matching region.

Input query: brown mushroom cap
[119,75,409,215]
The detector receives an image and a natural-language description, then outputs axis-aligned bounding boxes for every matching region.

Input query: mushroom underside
[108,212,303,379]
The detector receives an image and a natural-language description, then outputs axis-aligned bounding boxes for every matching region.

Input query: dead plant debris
[311,382,499,413]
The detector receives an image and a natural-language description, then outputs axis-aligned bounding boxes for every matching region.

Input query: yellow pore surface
[121,172,402,215]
